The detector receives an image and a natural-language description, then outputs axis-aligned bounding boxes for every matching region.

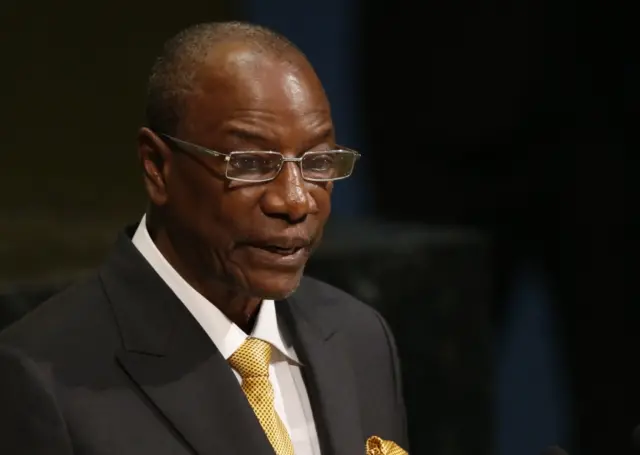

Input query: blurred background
[0,1,633,455]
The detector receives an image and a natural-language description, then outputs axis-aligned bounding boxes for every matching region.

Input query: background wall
[0,1,233,284]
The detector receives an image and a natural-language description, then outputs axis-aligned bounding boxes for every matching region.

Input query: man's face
[148,45,334,299]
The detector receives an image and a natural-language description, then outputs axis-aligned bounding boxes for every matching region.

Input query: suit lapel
[100,231,275,455]
[279,288,364,455]
[115,348,274,455]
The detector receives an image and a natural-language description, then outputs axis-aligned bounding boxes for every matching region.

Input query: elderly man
[0,22,408,455]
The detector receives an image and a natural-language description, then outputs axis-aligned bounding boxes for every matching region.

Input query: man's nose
[260,161,315,223]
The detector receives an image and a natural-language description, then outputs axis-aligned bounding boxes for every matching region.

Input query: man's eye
[231,153,281,171]
[305,154,334,171]
[235,156,262,170]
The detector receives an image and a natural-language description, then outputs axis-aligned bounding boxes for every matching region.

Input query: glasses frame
[160,133,361,183]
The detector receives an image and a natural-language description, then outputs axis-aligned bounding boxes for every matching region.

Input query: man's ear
[137,127,172,206]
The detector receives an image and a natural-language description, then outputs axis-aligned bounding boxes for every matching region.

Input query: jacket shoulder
[296,275,394,351]
[0,274,116,359]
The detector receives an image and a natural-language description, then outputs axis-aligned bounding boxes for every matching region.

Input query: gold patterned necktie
[228,337,295,455]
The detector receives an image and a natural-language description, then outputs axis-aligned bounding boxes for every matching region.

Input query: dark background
[0,1,633,454]
[360,2,632,455]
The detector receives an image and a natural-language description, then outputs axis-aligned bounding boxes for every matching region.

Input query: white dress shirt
[132,215,321,455]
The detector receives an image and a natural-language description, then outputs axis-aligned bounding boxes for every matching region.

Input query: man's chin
[245,268,304,301]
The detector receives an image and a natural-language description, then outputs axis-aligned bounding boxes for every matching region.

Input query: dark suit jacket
[0,230,408,455]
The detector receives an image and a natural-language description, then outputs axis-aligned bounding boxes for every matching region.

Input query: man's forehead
[188,44,329,115]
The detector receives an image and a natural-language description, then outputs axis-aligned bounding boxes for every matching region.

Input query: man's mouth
[243,237,312,265]
[259,245,303,256]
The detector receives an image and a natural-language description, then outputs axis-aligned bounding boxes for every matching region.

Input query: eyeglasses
[160,133,361,183]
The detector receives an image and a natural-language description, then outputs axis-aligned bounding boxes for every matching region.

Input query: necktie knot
[228,337,272,378]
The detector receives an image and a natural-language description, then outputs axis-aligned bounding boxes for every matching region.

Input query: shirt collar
[131,215,299,364]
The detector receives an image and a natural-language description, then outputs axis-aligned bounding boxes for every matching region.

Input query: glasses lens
[227,152,283,181]
[301,151,356,181]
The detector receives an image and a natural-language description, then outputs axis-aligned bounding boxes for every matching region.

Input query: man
[0,22,408,455]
